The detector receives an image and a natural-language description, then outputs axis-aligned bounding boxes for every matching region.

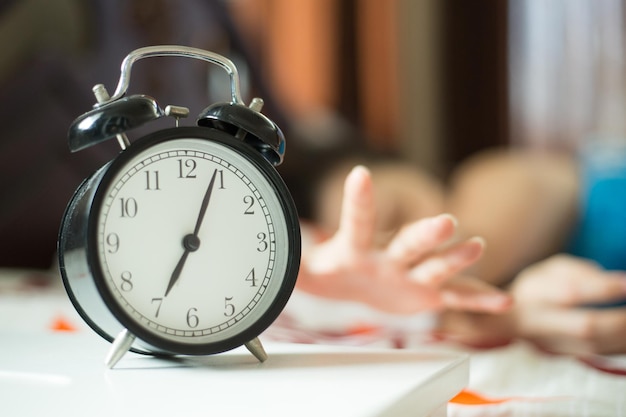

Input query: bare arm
[446,149,580,285]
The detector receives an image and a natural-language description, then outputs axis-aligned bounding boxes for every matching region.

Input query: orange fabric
[450,389,512,405]
[450,389,570,406]
[49,315,78,332]
[344,324,381,336]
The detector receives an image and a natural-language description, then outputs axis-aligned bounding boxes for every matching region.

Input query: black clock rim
[87,126,301,356]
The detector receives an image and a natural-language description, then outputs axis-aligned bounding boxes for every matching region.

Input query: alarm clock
[58,46,301,368]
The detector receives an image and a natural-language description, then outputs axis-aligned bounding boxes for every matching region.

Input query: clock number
[177,159,197,178]
[257,232,268,252]
[151,298,163,317]
[119,198,138,218]
[217,169,225,189]
[224,297,235,317]
[245,268,257,287]
[106,233,120,253]
[145,170,160,190]
[243,195,255,214]
[186,308,199,328]
[120,271,133,292]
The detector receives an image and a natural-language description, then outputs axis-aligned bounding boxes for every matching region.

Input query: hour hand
[164,233,201,297]
[164,248,190,297]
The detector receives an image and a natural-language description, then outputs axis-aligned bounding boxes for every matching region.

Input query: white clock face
[95,137,294,347]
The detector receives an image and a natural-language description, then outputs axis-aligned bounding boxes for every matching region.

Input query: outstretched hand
[296,166,512,315]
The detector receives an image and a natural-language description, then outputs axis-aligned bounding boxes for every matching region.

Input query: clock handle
[105,45,245,106]
[68,46,250,152]
[105,329,136,369]
[68,45,286,164]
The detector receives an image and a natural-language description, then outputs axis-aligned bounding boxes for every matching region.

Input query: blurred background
[0,0,624,269]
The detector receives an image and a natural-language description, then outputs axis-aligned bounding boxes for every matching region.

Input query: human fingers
[514,255,626,306]
[386,214,458,266]
[574,272,626,306]
[439,275,513,313]
[361,277,507,315]
[408,236,485,286]
[299,264,448,314]
[336,165,376,252]
[517,306,626,355]
[436,310,516,348]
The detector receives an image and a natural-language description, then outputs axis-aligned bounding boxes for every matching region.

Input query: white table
[0,274,468,417]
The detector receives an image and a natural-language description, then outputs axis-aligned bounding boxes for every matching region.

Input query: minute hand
[192,168,218,236]
[164,169,218,297]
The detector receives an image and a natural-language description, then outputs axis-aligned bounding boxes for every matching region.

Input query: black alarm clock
[58,46,301,368]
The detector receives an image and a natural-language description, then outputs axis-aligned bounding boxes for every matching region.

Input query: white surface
[0,331,467,417]
[448,341,626,417]
[4,270,626,416]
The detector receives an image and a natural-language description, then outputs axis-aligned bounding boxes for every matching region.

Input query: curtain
[509,0,626,150]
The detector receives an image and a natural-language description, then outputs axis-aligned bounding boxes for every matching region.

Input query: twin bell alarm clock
[58,46,301,368]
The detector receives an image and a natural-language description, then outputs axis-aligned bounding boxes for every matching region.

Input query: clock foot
[105,328,136,369]
[245,337,268,363]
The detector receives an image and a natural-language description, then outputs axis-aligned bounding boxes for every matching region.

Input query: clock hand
[164,249,190,297]
[164,169,218,297]
[192,168,218,236]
